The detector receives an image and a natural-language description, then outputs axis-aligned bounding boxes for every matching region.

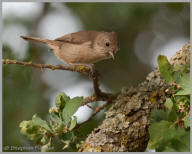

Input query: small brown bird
[21,30,119,69]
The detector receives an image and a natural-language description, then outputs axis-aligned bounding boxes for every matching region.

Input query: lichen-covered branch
[79,43,190,152]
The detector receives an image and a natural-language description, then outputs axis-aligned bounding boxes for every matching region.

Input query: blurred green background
[2,2,190,152]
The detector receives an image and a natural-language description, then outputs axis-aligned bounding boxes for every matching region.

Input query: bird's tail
[20,35,59,46]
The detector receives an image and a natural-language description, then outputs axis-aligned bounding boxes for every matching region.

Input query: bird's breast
[53,42,105,64]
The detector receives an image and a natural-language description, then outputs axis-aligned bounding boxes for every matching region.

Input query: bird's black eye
[105,42,110,47]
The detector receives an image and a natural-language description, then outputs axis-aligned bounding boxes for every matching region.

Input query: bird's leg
[86,64,95,74]
[79,64,96,76]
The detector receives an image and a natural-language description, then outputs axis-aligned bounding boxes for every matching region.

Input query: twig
[86,104,94,110]
[75,101,111,130]
[82,92,119,106]
[2,59,90,75]
[91,69,102,97]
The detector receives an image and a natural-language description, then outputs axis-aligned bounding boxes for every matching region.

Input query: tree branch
[79,43,190,152]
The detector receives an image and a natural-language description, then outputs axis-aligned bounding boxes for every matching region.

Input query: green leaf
[61,131,75,141]
[56,92,70,111]
[175,73,190,95]
[166,98,177,123]
[19,119,44,144]
[60,132,76,149]
[165,98,173,110]
[49,119,55,130]
[62,140,71,150]
[162,146,176,152]
[41,138,52,152]
[62,97,83,125]
[149,120,172,149]
[158,55,175,83]
[172,71,181,83]
[167,108,177,122]
[32,115,52,132]
[149,120,190,152]
[52,123,65,134]
[50,111,62,124]
[173,65,186,72]
[172,65,186,83]
[151,109,168,123]
[19,120,29,128]
[19,121,32,135]
[184,115,190,128]
[20,120,39,135]
[40,136,47,144]
[69,116,77,131]
[177,129,190,151]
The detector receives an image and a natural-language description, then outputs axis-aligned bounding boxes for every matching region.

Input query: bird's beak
[109,51,115,60]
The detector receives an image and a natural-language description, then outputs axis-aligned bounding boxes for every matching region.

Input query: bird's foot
[76,64,97,77]
[68,63,95,74]
[87,64,95,74]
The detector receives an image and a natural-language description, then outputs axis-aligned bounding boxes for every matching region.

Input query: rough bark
[79,43,190,152]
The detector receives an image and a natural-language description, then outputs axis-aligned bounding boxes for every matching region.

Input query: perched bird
[21,30,119,70]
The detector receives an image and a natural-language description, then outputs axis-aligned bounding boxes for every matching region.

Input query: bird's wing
[54,30,100,45]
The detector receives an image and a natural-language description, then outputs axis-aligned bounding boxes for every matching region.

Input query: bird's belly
[56,43,104,64]
[66,51,102,64]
